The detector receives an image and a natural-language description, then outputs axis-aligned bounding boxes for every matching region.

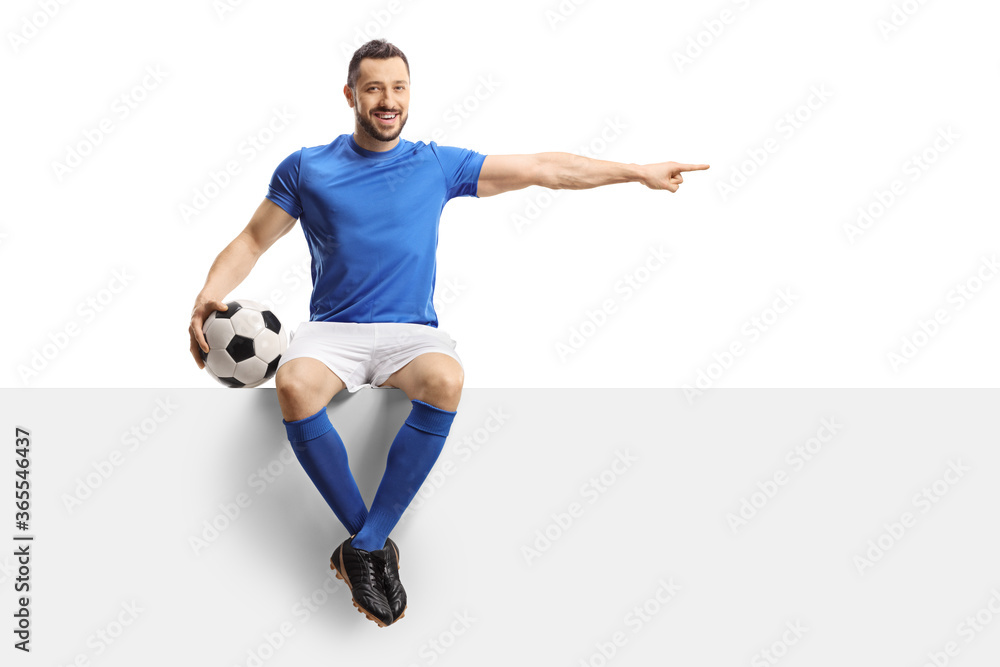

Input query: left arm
[476,153,710,197]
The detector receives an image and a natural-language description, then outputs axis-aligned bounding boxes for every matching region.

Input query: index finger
[678,163,710,172]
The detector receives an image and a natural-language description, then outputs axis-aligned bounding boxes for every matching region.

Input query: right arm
[188,198,297,368]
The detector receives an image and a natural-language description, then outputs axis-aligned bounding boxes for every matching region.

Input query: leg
[276,357,346,421]
[380,352,464,411]
[277,358,369,535]
[351,353,463,551]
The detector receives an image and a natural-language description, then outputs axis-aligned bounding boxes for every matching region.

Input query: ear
[343,84,354,108]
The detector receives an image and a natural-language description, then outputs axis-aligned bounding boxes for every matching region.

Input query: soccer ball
[200,299,288,388]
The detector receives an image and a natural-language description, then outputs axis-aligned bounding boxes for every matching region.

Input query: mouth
[372,111,399,125]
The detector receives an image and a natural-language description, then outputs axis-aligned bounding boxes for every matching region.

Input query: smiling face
[345,57,410,150]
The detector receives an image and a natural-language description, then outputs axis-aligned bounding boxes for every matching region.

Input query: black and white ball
[200,300,288,388]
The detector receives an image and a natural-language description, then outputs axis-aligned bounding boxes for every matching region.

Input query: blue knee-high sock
[351,399,457,552]
[283,407,368,536]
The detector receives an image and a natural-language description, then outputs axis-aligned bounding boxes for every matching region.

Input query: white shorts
[276,321,463,393]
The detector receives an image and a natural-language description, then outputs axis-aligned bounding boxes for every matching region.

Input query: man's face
[349,57,410,143]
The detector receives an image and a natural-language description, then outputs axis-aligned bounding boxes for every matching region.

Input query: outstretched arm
[476,153,710,197]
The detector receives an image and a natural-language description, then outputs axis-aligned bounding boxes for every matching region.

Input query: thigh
[370,323,463,386]
[380,352,464,411]
[275,357,346,421]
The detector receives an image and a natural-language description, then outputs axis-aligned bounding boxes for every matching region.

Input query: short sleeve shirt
[265,134,486,326]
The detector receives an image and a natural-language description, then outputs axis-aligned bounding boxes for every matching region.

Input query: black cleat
[379,537,407,623]
[331,537,394,628]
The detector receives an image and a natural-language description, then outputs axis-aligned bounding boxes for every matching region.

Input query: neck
[352,128,399,153]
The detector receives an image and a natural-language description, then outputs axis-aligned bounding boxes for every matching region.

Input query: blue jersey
[265,134,486,326]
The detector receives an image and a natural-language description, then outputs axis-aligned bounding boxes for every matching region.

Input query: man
[188,39,708,628]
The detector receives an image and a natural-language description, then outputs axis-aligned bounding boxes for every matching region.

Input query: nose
[380,88,398,110]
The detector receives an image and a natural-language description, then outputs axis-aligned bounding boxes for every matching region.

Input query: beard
[355,105,407,143]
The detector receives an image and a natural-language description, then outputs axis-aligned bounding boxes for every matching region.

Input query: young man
[188,39,708,628]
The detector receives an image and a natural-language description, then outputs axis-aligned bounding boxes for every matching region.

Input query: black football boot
[330,537,394,628]
[378,537,407,623]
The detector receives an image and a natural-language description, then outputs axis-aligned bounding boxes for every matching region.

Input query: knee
[276,368,322,421]
[419,369,464,411]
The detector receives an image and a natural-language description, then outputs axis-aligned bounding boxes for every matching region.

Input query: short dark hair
[347,39,410,91]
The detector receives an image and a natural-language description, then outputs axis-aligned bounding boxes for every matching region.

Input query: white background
[3,0,997,389]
